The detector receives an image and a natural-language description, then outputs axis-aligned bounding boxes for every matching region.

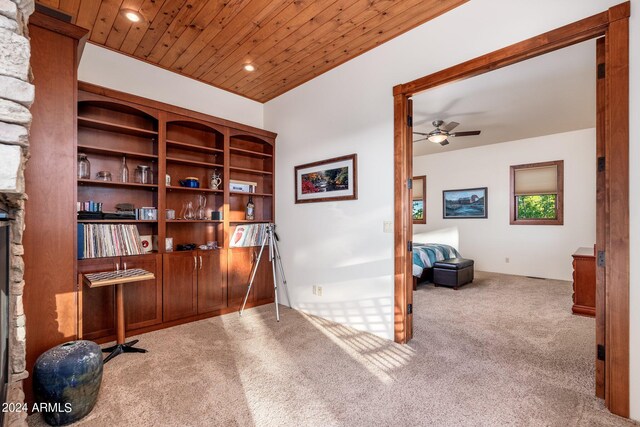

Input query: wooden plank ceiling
[40,0,467,103]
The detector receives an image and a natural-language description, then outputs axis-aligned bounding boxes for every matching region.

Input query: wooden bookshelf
[75,83,276,343]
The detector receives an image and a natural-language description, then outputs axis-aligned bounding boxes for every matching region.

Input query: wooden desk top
[83,269,155,288]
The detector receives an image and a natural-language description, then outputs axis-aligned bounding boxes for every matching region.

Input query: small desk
[572,247,596,317]
[83,268,155,363]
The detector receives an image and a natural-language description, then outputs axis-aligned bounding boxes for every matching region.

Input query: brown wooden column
[23,13,87,406]
[604,2,630,417]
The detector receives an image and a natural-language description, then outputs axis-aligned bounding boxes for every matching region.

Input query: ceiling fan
[413,120,481,146]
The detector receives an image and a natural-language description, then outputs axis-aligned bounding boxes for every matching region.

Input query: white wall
[78,44,264,129]
[264,0,639,419]
[413,129,596,281]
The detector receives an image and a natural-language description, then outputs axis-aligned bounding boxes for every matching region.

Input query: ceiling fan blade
[439,139,450,146]
[413,137,429,142]
[450,130,481,137]
[413,131,430,136]
[442,121,460,132]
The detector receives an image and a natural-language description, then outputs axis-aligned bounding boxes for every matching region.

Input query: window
[412,176,426,224]
[510,160,563,225]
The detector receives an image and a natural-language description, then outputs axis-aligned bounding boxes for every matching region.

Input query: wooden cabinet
[163,252,198,321]
[228,248,274,310]
[256,250,275,302]
[572,247,596,317]
[123,254,163,330]
[79,254,162,340]
[78,257,118,341]
[227,249,255,309]
[163,250,227,320]
[197,250,227,314]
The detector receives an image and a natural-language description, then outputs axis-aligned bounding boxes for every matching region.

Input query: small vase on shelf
[119,155,129,183]
[209,169,222,190]
[77,154,90,179]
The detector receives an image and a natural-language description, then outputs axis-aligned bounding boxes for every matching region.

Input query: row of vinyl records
[78,224,145,259]
[230,223,268,248]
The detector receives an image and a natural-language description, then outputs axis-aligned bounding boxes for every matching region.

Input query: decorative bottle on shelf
[77,153,90,179]
[196,195,207,220]
[119,155,129,183]
[245,195,255,220]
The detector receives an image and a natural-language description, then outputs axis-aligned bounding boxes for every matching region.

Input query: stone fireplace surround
[0,0,35,425]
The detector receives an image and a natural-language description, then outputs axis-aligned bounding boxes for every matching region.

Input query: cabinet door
[227,248,257,309]
[163,252,197,321]
[123,254,162,331]
[197,249,227,314]
[255,249,275,302]
[78,257,119,341]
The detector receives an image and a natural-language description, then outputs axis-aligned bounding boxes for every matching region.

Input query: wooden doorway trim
[392,2,630,418]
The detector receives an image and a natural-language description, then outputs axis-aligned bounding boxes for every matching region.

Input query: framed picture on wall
[443,187,488,219]
[294,154,358,203]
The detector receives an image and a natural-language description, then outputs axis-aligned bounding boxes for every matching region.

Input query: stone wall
[0,0,34,426]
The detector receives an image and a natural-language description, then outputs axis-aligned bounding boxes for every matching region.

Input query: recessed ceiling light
[122,9,143,23]
[243,64,256,72]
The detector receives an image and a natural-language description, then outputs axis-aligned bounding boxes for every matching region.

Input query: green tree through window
[517,194,557,219]
[413,201,424,220]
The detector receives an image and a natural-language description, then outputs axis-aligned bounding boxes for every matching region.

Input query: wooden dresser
[571,247,596,317]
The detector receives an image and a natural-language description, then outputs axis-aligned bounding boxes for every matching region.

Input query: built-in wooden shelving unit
[75,82,276,344]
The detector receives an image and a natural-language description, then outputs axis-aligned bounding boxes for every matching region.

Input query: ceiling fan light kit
[428,133,448,144]
[413,120,481,147]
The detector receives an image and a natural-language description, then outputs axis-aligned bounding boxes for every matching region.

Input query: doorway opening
[393,2,629,418]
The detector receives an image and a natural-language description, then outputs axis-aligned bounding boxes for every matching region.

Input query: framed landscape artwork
[295,154,357,203]
[443,187,488,219]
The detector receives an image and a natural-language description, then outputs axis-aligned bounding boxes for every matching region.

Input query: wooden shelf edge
[166,186,223,193]
[166,220,224,223]
[230,146,273,158]
[77,219,158,223]
[229,191,273,197]
[78,145,158,160]
[166,157,223,168]
[166,139,223,153]
[77,179,158,189]
[78,116,158,137]
[229,166,273,175]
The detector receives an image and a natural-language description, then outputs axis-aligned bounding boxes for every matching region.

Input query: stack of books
[78,224,145,259]
[230,223,267,247]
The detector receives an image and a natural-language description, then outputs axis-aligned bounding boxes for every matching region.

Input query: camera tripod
[240,223,290,321]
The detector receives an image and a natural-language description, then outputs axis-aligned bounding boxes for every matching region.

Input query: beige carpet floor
[28,272,636,427]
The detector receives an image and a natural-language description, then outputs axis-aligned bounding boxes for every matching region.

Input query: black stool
[433,258,474,290]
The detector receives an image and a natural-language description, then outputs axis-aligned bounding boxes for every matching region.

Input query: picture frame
[295,154,358,203]
[443,187,488,219]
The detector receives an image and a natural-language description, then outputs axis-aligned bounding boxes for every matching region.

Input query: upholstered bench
[433,258,474,290]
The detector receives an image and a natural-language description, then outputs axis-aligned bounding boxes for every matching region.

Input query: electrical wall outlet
[312,285,317,295]
[505,257,510,263]
[383,221,393,233]
[317,286,323,297]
